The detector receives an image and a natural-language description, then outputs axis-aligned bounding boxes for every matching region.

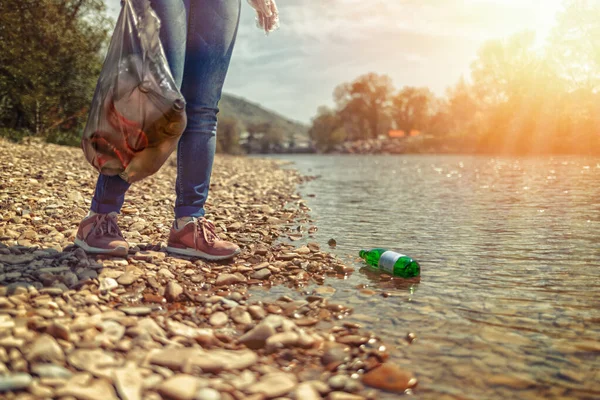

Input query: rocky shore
[0,139,417,400]
[332,136,466,155]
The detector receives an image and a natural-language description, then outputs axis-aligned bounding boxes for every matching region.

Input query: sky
[105,0,564,124]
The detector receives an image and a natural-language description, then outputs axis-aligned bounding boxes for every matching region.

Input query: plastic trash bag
[82,0,187,184]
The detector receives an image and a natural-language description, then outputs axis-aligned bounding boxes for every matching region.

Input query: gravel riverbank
[0,139,417,400]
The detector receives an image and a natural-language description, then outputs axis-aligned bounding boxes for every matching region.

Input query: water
[264,154,600,400]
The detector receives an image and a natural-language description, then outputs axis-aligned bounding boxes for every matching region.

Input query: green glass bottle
[359,248,420,278]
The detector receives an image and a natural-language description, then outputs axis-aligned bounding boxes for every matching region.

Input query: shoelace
[92,214,120,237]
[197,218,218,245]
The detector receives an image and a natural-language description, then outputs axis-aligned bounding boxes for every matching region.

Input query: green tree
[216,117,242,154]
[392,87,435,134]
[548,0,600,92]
[308,106,346,152]
[259,124,285,153]
[0,0,111,144]
[334,73,394,140]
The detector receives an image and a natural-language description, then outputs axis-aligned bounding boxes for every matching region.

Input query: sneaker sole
[74,238,129,257]
[166,246,240,261]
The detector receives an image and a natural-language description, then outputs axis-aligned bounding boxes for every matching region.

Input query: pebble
[215,273,245,286]
[99,277,118,292]
[117,272,138,286]
[209,312,228,327]
[247,372,298,398]
[57,373,119,400]
[328,392,366,400]
[114,362,143,400]
[31,363,73,379]
[120,306,153,316]
[195,387,222,400]
[251,268,271,280]
[361,363,417,392]
[328,375,349,390]
[165,281,184,302]
[26,334,65,363]
[238,323,276,349]
[294,382,321,400]
[230,307,252,325]
[0,373,33,392]
[98,320,126,343]
[47,322,70,341]
[158,374,202,400]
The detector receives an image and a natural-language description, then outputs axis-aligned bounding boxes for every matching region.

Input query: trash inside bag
[82,0,186,184]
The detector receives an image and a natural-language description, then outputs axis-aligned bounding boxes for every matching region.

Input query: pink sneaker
[74,213,129,257]
[167,217,240,260]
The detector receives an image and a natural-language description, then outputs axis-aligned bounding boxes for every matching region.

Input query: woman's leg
[166,0,241,260]
[174,0,241,219]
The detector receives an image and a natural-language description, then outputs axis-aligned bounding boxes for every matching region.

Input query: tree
[547,0,600,92]
[216,117,242,154]
[445,78,480,137]
[0,0,111,143]
[259,124,285,153]
[334,73,394,140]
[392,87,435,134]
[308,106,346,152]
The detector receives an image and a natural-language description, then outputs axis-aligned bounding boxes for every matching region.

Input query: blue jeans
[91,0,241,218]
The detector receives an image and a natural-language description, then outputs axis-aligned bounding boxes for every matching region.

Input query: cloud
[103,0,563,123]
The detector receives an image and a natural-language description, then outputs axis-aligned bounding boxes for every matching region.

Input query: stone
[117,272,138,286]
[158,374,201,400]
[250,268,271,280]
[47,322,70,341]
[230,307,252,325]
[68,349,118,379]
[165,281,184,302]
[195,387,221,400]
[328,375,349,390]
[296,246,311,255]
[113,361,142,400]
[98,320,126,343]
[56,373,119,400]
[328,392,365,400]
[158,268,175,279]
[26,334,65,363]
[165,320,214,344]
[238,323,276,350]
[31,363,73,379]
[361,363,417,392]
[209,312,228,327]
[120,306,153,316]
[135,251,166,262]
[215,273,245,286]
[294,382,321,400]
[0,254,36,265]
[322,345,349,366]
[248,305,266,320]
[184,350,258,373]
[265,332,300,351]
[336,335,368,346]
[136,318,166,337]
[247,372,297,398]
[99,277,118,292]
[0,373,32,392]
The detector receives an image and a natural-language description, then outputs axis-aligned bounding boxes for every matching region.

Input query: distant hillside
[219,93,310,145]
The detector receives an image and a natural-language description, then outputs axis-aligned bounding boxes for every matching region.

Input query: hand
[247,0,279,34]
